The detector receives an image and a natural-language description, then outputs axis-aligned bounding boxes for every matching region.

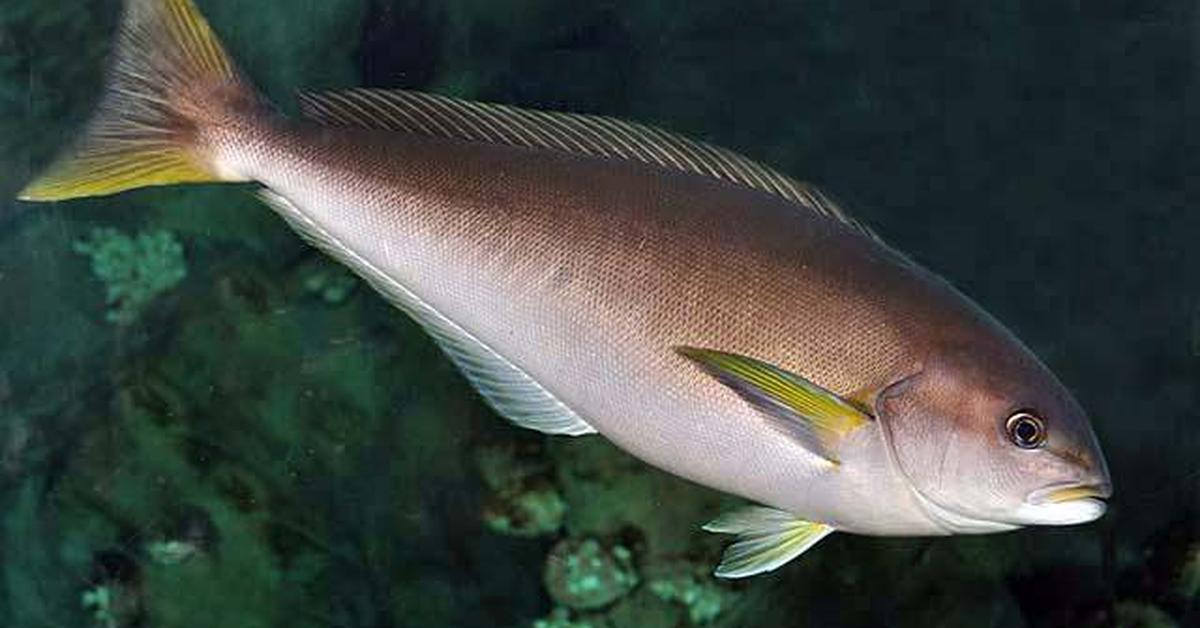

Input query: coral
[145,540,200,567]
[544,538,639,611]
[146,507,218,567]
[484,482,567,537]
[477,442,566,537]
[80,553,142,628]
[648,572,738,625]
[72,228,187,325]
[1179,543,1200,600]
[531,607,611,628]
[477,442,553,492]
[302,265,359,305]
[1112,601,1179,628]
[81,585,119,628]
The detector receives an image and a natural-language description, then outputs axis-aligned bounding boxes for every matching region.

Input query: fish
[19,0,1111,578]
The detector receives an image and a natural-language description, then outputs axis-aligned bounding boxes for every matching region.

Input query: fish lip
[1027,482,1113,506]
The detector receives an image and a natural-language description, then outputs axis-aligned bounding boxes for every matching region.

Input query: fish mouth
[1017,483,1111,526]
[1027,482,1112,506]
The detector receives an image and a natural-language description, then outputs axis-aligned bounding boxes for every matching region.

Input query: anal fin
[259,191,596,436]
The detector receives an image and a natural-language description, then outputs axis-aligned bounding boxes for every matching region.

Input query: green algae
[477,442,566,537]
[531,606,611,628]
[544,538,639,611]
[72,228,187,325]
[81,584,128,628]
[648,574,737,625]
[1112,602,1179,628]
[1180,544,1200,600]
[302,264,360,305]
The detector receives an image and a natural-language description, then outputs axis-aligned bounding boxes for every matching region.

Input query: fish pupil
[1006,411,1046,448]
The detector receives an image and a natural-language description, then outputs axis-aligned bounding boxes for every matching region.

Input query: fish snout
[1040,441,1112,506]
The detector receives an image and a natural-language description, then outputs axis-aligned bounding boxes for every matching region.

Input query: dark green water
[1,1,1196,626]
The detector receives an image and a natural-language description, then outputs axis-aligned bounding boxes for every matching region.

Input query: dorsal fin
[296,88,884,244]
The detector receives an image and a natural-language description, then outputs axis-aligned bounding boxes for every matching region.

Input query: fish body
[233,121,934,534]
[21,0,1111,577]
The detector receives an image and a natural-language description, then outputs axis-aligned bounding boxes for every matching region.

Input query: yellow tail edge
[19,0,250,202]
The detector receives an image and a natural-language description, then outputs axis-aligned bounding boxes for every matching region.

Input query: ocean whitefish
[20,0,1111,578]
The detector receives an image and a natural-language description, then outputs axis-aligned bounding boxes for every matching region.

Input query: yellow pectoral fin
[676,346,871,462]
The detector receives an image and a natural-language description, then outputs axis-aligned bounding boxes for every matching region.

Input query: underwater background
[0,0,1196,626]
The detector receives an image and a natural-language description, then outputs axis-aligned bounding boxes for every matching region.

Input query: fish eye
[1006,411,1046,449]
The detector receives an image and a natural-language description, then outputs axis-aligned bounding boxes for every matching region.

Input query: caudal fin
[19,0,260,201]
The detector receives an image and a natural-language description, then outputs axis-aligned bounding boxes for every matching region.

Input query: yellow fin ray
[19,0,252,202]
[676,346,871,462]
[703,506,835,578]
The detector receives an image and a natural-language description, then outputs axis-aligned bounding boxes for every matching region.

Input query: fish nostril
[1051,447,1092,469]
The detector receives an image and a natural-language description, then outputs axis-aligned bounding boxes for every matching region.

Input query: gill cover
[874,367,1009,532]
[875,349,1108,533]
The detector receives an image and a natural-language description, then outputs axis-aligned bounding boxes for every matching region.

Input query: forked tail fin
[19,0,262,201]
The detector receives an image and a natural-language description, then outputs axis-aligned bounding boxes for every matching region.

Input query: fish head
[876,345,1110,533]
